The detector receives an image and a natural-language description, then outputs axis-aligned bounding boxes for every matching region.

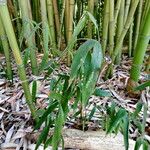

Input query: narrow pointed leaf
[107,109,127,133]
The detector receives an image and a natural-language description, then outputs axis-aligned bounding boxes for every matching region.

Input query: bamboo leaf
[35,123,50,150]
[91,42,103,70]
[23,48,30,66]
[70,40,96,80]
[82,71,96,105]
[143,140,149,150]
[72,13,87,37]
[87,11,98,30]
[49,91,63,102]
[52,106,64,150]
[94,88,112,97]
[133,102,143,117]
[32,80,37,102]
[35,101,58,129]
[44,136,53,149]
[88,106,96,120]
[107,108,127,133]
[134,137,143,150]
[135,81,150,91]
[122,115,129,150]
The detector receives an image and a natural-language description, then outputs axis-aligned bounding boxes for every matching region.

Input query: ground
[0,54,149,150]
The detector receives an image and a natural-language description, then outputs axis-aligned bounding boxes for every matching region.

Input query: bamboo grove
[0,0,150,143]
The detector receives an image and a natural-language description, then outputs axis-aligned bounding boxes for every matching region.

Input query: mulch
[0,54,149,150]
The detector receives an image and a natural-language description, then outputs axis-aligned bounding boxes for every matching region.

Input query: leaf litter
[0,54,149,149]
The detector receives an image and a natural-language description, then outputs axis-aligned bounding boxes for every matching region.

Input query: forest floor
[0,54,149,150]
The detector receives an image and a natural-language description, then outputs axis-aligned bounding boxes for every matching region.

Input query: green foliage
[94,88,112,97]
[105,101,149,150]
[135,80,150,91]
[35,39,103,149]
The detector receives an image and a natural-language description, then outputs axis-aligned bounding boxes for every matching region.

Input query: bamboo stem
[112,0,140,62]
[124,0,131,24]
[87,0,94,38]
[0,16,13,80]
[47,0,57,52]
[58,0,66,50]
[129,22,133,57]
[130,7,150,82]
[133,0,143,55]
[140,0,150,33]
[52,0,60,41]
[67,0,74,66]
[0,0,37,121]
[109,0,115,56]
[114,0,121,24]
[102,0,109,54]
[115,0,125,64]
[40,0,49,54]
[19,0,38,75]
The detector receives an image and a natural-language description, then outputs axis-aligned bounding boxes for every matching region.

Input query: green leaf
[82,71,96,106]
[143,140,149,150]
[65,13,87,58]
[94,88,112,97]
[23,48,30,66]
[52,105,64,150]
[35,123,50,150]
[91,40,103,70]
[87,11,99,30]
[49,91,63,102]
[134,137,143,150]
[107,108,127,133]
[88,105,96,120]
[70,40,96,80]
[44,136,53,149]
[32,80,37,102]
[72,13,88,38]
[122,115,129,150]
[135,80,150,91]
[35,101,58,129]
[133,102,143,117]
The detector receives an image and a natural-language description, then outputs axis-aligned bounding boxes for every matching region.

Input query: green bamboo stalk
[47,0,57,52]
[0,16,12,80]
[57,0,66,50]
[109,0,115,56]
[19,0,38,75]
[106,0,140,78]
[27,0,32,20]
[68,0,74,41]
[0,0,37,121]
[12,0,21,37]
[124,0,131,24]
[52,0,60,41]
[114,0,121,24]
[115,0,125,64]
[129,7,150,82]
[112,0,140,62]
[65,0,69,43]
[140,0,150,33]
[67,0,74,66]
[128,22,133,57]
[32,0,40,22]
[102,0,109,54]
[40,0,49,54]
[87,0,94,38]
[133,0,143,56]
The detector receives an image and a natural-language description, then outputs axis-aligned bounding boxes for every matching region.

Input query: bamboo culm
[0,1,38,122]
